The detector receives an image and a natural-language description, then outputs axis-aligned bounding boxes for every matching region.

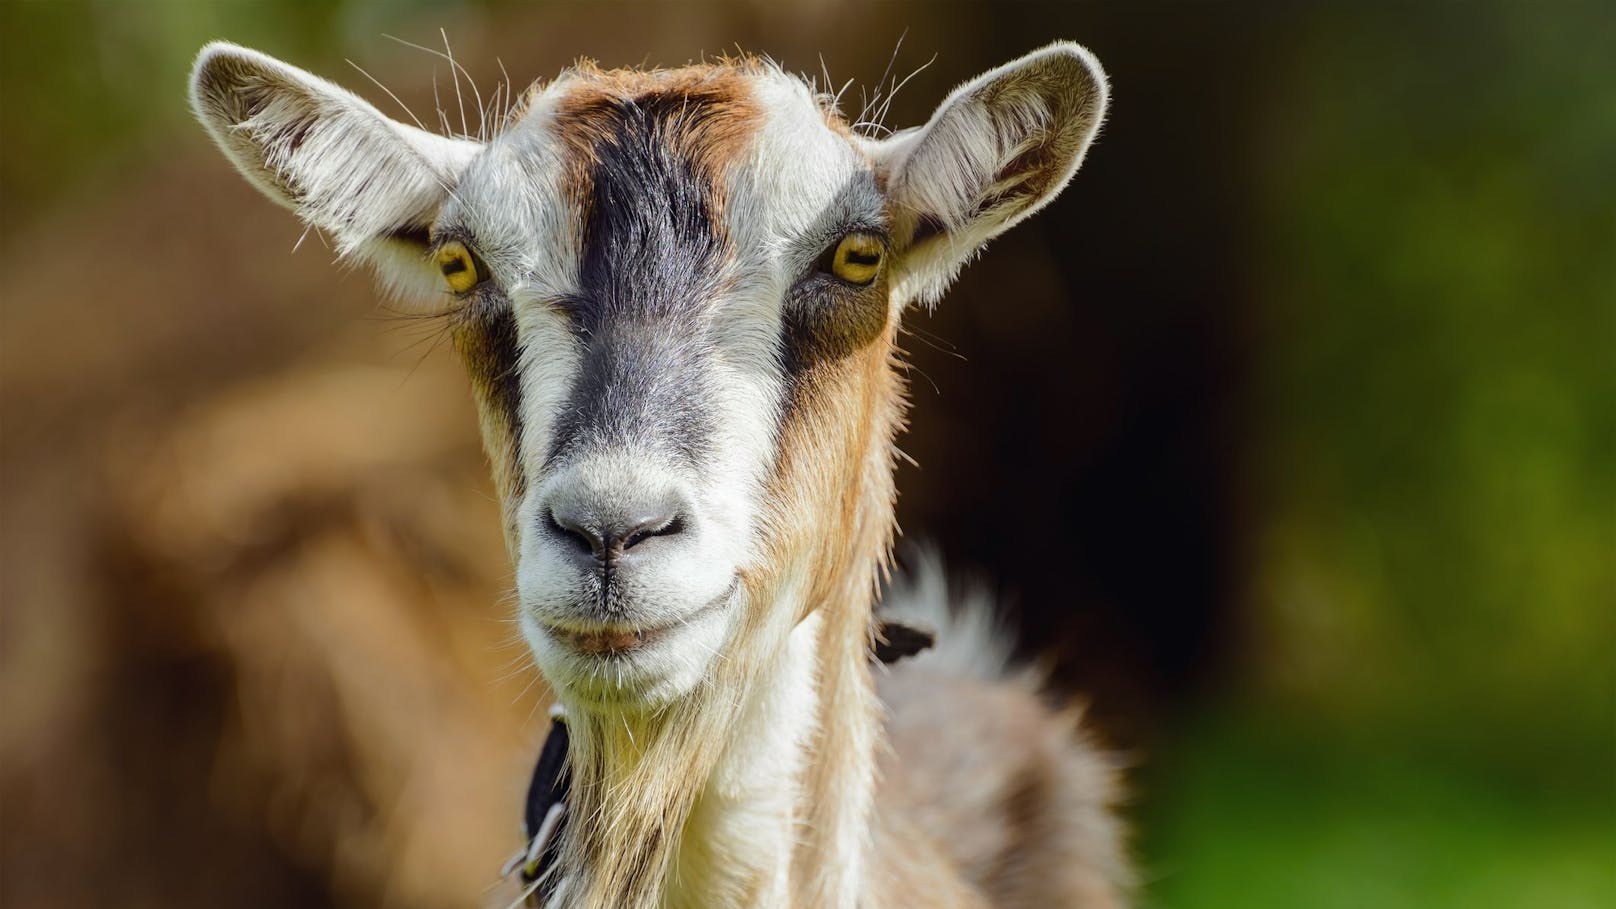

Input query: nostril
[621,514,686,552]
[547,508,605,560]
[546,505,685,564]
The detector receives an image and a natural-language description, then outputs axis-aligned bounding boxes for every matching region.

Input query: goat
[190,38,1125,908]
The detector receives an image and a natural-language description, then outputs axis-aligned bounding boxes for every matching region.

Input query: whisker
[497,57,515,125]
[859,27,907,127]
[833,76,856,109]
[442,29,470,137]
[900,322,968,361]
[432,67,452,135]
[347,58,428,131]
[906,358,943,397]
[850,120,895,136]
[383,31,487,140]
[875,51,937,132]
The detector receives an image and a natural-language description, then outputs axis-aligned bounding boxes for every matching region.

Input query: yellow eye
[435,240,483,294]
[828,233,883,286]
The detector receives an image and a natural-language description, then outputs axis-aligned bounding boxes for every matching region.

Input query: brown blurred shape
[1,155,546,908]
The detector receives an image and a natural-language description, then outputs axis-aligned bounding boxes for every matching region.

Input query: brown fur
[451,304,525,554]
[770,330,909,907]
[550,61,766,227]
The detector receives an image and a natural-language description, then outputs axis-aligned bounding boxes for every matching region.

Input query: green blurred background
[2,2,1611,907]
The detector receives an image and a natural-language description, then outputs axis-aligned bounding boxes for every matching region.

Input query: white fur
[515,448,742,708]
[189,42,481,302]
[866,41,1110,306]
[670,604,821,908]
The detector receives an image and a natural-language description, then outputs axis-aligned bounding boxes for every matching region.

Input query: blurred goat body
[190,39,1126,908]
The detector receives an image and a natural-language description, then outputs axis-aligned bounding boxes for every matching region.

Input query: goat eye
[435,240,484,294]
[826,233,883,286]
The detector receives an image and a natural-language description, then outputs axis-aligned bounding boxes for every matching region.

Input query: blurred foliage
[1249,1,1613,745]
[0,0,454,229]
[1,1,1610,907]
[1144,711,1614,909]
[1143,3,1615,906]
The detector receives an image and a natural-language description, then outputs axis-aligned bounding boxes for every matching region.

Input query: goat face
[191,43,1107,709]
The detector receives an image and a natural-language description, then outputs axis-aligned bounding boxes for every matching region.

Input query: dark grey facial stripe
[548,321,713,468]
[547,93,730,468]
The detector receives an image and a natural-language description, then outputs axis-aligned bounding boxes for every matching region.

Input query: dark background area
[3,2,1610,907]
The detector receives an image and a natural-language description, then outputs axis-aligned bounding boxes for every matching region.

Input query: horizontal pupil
[441,258,468,275]
[843,250,880,266]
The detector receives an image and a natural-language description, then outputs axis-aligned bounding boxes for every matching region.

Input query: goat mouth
[552,624,660,656]
[541,580,738,659]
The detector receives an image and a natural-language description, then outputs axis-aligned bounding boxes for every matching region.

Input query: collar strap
[872,617,937,664]
[501,703,570,905]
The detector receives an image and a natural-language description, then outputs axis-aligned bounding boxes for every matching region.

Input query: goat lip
[539,579,739,658]
[550,623,661,656]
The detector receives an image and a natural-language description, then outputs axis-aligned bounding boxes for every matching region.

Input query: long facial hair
[551,575,792,909]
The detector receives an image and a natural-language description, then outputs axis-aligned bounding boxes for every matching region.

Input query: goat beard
[548,573,794,909]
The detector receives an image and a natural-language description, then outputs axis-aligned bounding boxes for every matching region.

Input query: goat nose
[545,500,687,566]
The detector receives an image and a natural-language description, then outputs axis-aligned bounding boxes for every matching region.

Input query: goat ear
[189,42,481,300]
[869,42,1108,305]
